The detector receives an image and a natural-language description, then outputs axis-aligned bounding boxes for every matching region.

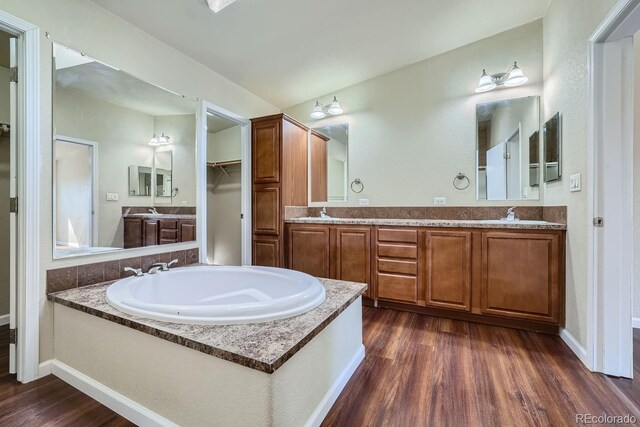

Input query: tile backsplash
[46,248,200,294]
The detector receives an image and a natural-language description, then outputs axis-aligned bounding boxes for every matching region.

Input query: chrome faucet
[503,206,517,221]
[149,207,159,215]
[320,207,331,219]
[123,266,144,277]
[148,259,179,274]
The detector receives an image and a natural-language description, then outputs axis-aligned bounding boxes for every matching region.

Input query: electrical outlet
[359,198,370,206]
[106,193,119,201]
[181,200,188,206]
[434,197,446,205]
[569,173,582,192]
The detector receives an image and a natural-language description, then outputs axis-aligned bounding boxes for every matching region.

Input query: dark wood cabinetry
[124,217,196,249]
[251,114,309,267]
[285,222,565,333]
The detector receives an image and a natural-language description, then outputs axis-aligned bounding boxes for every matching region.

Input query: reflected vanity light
[310,97,344,120]
[149,132,171,146]
[475,62,528,93]
[207,0,237,13]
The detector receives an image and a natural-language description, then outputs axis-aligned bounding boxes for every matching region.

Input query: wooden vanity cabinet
[124,217,196,248]
[375,228,421,304]
[252,114,309,267]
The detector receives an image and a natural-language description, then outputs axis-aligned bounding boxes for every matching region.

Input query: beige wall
[0,0,278,363]
[284,20,543,207]
[542,0,618,345]
[635,31,640,320]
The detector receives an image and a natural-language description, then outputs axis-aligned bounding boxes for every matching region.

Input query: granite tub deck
[285,217,567,230]
[48,277,367,374]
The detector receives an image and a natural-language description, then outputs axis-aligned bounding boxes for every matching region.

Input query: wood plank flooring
[1,310,639,426]
[608,328,640,410]
[0,325,133,427]
[322,307,640,427]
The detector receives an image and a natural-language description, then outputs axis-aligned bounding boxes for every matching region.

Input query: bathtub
[106,265,326,325]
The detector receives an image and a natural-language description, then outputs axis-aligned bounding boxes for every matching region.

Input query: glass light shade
[504,64,528,87]
[327,96,343,115]
[475,70,497,93]
[149,134,159,146]
[310,101,326,119]
[158,133,170,145]
[207,0,237,13]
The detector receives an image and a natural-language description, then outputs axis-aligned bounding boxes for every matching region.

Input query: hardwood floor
[2,312,638,426]
[608,328,640,410]
[0,325,132,427]
[322,307,640,427]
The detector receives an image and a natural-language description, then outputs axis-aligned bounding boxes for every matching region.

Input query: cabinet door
[334,227,371,296]
[287,226,330,278]
[142,219,159,247]
[252,120,280,184]
[481,232,560,323]
[253,237,280,267]
[179,220,196,242]
[253,186,280,235]
[124,218,143,249]
[425,231,472,312]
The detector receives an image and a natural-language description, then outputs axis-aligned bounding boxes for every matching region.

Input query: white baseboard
[0,314,9,326]
[633,317,640,329]
[38,360,52,379]
[304,344,365,427]
[51,360,176,427]
[560,328,590,369]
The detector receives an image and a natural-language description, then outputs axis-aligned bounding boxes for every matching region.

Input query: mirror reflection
[309,123,348,203]
[544,112,561,183]
[53,43,197,258]
[476,96,540,201]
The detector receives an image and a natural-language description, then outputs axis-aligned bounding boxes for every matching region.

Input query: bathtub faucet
[148,259,179,274]
[123,266,144,277]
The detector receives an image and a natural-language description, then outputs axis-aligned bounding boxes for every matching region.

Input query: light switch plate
[358,198,370,206]
[181,201,188,206]
[106,193,119,201]
[569,173,582,192]
[434,197,446,205]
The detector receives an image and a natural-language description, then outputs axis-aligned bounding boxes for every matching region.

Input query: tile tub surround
[285,217,567,230]
[46,248,200,294]
[48,277,367,373]
[285,205,567,223]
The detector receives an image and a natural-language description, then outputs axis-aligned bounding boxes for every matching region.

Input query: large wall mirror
[476,96,541,201]
[52,43,197,259]
[309,123,348,203]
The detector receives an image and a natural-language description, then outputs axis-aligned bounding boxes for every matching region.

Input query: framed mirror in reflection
[544,112,561,183]
[52,43,196,259]
[476,96,541,201]
[309,123,348,203]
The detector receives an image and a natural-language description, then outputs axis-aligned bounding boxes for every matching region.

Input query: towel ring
[350,178,364,193]
[453,173,470,190]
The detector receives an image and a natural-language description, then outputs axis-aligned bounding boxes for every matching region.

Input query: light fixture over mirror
[149,132,171,146]
[206,0,237,13]
[475,62,528,93]
[310,96,344,120]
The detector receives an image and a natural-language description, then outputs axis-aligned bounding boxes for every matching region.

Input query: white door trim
[588,0,640,377]
[0,10,40,383]
[197,100,251,265]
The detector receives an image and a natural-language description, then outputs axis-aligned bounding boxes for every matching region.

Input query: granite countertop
[123,213,197,220]
[285,217,567,230]
[48,278,367,374]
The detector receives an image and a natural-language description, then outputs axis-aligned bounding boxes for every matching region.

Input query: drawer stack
[375,228,420,304]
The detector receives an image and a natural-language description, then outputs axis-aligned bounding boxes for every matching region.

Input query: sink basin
[131,213,166,218]
[478,219,549,225]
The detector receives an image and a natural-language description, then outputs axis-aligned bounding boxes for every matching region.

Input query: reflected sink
[131,213,167,218]
[478,219,549,225]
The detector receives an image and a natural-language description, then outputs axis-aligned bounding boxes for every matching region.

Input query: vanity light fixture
[310,97,344,120]
[149,132,171,146]
[207,0,237,13]
[475,62,528,93]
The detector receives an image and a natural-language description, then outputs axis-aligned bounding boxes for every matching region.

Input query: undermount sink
[478,219,549,225]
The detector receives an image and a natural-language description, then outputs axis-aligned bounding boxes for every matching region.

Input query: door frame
[588,0,640,377]
[197,100,251,265]
[52,135,99,248]
[0,10,40,383]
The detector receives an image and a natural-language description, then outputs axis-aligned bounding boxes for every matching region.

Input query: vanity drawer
[160,229,178,244]
[377,244,418,259]
[377,228,418,244]
[159,220,178,229]
[377,259,418,275]
[376,273,418,303]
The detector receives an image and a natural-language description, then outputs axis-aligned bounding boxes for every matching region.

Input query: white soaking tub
[106,265,326,325]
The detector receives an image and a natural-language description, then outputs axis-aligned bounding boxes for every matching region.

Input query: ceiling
[92,0,550,109]
[55,44,196,116]
[207,112,239,133]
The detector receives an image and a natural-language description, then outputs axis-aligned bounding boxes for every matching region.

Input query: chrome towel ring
[350,178,364,193]
[453,173,470,190]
